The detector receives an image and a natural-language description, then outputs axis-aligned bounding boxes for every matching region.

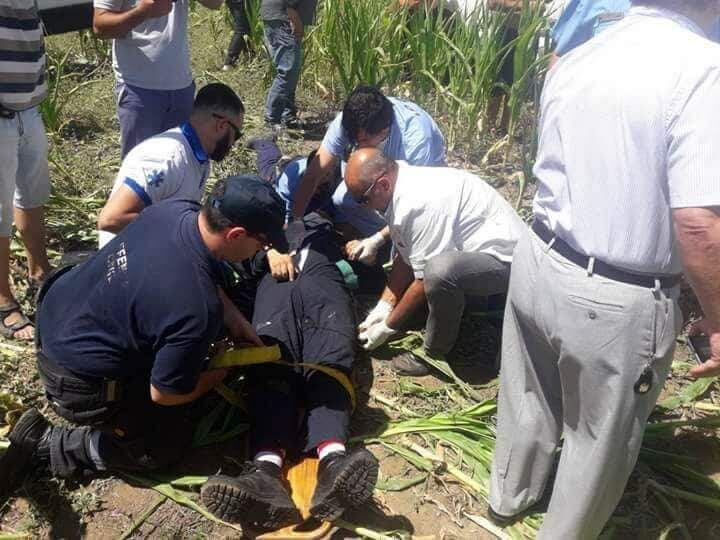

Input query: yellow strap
[210,346,356,410]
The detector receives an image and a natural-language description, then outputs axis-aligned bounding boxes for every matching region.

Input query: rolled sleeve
[667,65,720,209]
[94,0,127,11]
[320,113,349,158]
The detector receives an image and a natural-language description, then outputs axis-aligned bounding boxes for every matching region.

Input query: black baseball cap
[209,175,286,248]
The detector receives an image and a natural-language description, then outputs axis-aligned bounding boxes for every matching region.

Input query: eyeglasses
[354,174,384,205]
[213,113,243,141]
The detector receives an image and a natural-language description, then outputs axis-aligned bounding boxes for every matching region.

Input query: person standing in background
[261,0,318,128]
[223,0,252,70]
[0,0,53,341]
[92,0,223,158]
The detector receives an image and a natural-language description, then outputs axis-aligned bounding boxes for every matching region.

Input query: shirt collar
[180,122,209,164]
[629,5,707,38]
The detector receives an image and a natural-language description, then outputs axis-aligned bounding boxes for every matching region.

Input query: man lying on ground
[345,149,525,376]
[97,83,244,248]
[0,177,284,499]
[202,213,378,530]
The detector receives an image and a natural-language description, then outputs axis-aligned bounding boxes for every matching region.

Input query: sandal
[0,303,34,341]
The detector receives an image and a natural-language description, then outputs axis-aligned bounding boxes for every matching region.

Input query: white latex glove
[359,299,393,331]
[358,320,397,351]
[346,232,386,265]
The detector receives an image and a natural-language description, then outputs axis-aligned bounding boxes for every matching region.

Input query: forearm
[97,211,140,233]
[218,287,262,344]
[93,8,149,38]
[386,253,415,300]
[292,150,336,219]
[387,279,426,329]
[675,208,720,326]
[150,369,228,405]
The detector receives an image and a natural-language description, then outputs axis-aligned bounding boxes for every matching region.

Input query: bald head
[346,148,395,193]
[345,148,398,211]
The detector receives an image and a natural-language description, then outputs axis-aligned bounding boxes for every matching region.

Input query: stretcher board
[250,458,334,540]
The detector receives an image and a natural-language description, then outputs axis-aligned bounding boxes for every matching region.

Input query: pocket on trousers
[567,294,626,313]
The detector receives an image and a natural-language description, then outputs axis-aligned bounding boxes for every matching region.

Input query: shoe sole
[201,476,301,529]
[1,409,47,500]
[309,451,379,522]
[9,408,46,448]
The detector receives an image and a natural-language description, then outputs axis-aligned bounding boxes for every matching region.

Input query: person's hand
[359,300,393,331]
[267,249,297,281]
[287,7,304,40]
[227,315,264,347]
[346,232,386,265]
[359,320,397,351]
[136,0,173,19]
[688,318,720,378]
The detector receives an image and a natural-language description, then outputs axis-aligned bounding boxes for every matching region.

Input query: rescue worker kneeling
[0,176,285,496]
[201,214,379,530]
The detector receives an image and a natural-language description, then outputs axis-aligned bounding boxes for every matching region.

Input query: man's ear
[225,226,248,242]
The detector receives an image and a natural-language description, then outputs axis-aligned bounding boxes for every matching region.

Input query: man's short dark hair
[194,83,245,117]
[341,85,393,141]
[202,180,235,233]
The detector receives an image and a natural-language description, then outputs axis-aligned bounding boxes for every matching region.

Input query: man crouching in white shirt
[97,83,244,248]
[345,148,525,375]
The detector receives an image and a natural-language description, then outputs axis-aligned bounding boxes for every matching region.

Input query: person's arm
[97,186,147,234]
[674,207,720,378]
[93,0,172,39]
[287,6,304,40]
[345,226,391,264]
[217,287,264,346]
[197,0,223,10]
[292,145,339,219]
[150,368,228,405]
[386,278,425,329]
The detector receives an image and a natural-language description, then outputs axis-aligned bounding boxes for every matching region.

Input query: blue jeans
[263,20,302,124]
[115,81,195,158]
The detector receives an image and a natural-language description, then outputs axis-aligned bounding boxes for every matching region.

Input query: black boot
[201,460,301,529]
[309,448,379,521]
[0,408,52,500]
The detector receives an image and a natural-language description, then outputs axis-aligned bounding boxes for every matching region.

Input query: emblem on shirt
[105,242,129,284]
[147,169,165,188]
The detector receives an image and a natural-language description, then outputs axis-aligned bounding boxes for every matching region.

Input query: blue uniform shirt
[321,97,446,166]
[553,1,719,55]
[38,201,224,395]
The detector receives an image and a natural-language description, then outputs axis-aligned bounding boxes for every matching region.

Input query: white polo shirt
[533,6,720,275]
[98,122,210,248]
[385,162,524,279]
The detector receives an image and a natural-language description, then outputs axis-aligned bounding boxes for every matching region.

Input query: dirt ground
[1,10,720,540]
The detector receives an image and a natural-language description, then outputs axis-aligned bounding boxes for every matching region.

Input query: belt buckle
[105,380,120,401]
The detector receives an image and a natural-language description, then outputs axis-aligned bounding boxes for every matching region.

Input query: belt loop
[653,278,661,292]
[586,256,595,276]
[547,236,556,250]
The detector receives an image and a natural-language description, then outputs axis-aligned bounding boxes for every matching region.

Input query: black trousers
[241,218,356,456]
[225,0,251,64]
[36,352,194,477]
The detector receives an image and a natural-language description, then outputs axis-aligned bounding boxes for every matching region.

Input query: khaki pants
[490,229,682,539]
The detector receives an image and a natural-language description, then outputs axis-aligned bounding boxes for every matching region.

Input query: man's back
[39,201,222,392]
[387,163,523,277]
[534,6,720,274]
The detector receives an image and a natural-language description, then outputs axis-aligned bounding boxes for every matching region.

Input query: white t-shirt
[98,123,210,248]
[533,6,720,275]
[93,0,192,90]
[385,162,525,279]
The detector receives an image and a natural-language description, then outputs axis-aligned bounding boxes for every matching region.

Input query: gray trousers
[424,251,510,356]
[490,230,681,539]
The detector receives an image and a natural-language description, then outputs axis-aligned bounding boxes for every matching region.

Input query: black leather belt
[532,220,681,289]
[37,351,122,402]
